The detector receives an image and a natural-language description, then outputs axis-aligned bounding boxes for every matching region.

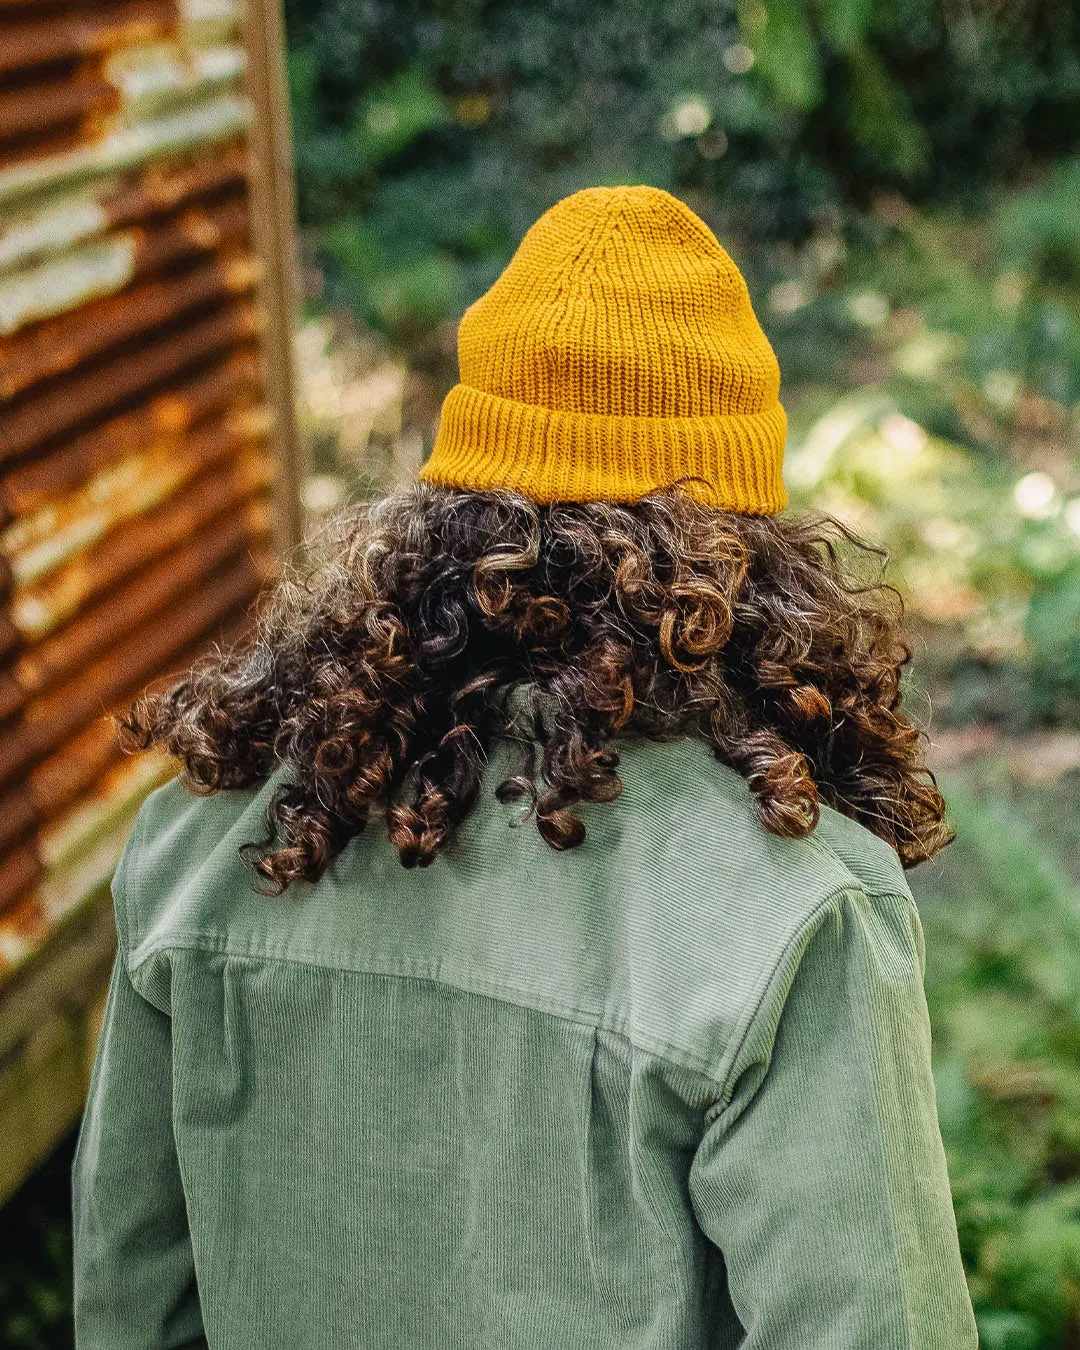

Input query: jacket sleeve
[72,820,206,1350]
[688,884,978,1349]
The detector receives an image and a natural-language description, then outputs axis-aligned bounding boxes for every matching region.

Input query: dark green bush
[283,0,1080,337]
[913,770,1080,1349]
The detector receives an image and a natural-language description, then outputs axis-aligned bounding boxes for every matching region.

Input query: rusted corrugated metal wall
[0,0,299,1192]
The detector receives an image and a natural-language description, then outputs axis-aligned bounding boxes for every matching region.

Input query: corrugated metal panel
[0,0,297,1049]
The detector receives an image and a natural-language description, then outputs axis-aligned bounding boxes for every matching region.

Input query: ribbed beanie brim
[419,185,788,513]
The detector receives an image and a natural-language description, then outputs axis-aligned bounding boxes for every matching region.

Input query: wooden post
[244,0,307,555]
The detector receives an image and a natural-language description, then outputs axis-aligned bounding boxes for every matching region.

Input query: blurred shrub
[283,0,1080,338]
[913,768,1080,1348]
[770,164,1080,725]
[0,1139,73,1350]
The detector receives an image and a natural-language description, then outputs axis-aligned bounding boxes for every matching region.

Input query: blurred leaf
[321,217,381,281]
[844,45,929,178]
[1026,564,1080,700]
[975,1309,1043,1350]
[748,0,823,110]
[286,45,320,144]
[990,1185,1080,1336]
[996,160,1080,287]
[322,217,464,334]
[349,67,449,173]
[821,0,873,52]
[367,253,464,331]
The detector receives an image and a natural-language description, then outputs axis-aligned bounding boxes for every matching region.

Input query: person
[72,185,979,1349]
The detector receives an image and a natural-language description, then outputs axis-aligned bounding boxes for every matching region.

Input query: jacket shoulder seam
[711,881,917,1119]
[113,791,153,959]
[126,935,733,1090]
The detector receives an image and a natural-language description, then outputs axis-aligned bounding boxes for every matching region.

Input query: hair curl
[119,481,952,890]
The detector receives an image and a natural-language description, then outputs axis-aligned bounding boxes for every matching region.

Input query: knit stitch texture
[418,185,788,511]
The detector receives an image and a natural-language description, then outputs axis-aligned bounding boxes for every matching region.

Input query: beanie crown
[419,185,787,512]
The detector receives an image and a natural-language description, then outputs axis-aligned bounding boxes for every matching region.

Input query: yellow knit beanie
[418,184,787,513]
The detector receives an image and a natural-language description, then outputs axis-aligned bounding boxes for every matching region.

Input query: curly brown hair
[119,481,952,891]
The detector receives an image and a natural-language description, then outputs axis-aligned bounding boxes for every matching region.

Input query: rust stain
[0,783,40,856]
[12,546,271,772]
[0,667,24,725]
[17,507,265,696]
[0,612,20,664]
[13,451,272,638]
[0,251,260,402]
[0,304,260,461]
[0,608,254,970]
[0,94,251,208]
[29,721,128,824]
[0,351,260,514]
[0,4,178,79]
[0,75,120,146]
[0,894,47,971]
[0,196,248,335]
[7,408,270,582]
[0,145,246,280]
[14,597,255,846]
[39,750,175,876]
[0,843,42,916]
[0,0,291,989]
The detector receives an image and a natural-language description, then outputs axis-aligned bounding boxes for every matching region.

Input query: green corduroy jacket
[72,725,978,1349]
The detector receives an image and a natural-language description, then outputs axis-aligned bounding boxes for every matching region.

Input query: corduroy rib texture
[418,186,788,511]
[72,733,977,1349]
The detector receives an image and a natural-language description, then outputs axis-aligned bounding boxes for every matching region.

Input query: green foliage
[0,1140,74,1350]
[747,0,823,111]
[913,772,1080,1346]
[283,0,1080,338]
[349,68,449,174]
[766,159,1080,724]
[1027,565,1080,704]
[819,0,873,53]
